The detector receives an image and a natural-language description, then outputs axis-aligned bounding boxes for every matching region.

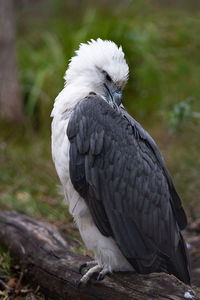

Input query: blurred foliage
[168,97,200,133]
[0,123,69,222]
[0,246,11,278]
[16,1,200,130]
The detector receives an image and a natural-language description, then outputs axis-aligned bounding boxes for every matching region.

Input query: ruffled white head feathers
[64,38,129,88]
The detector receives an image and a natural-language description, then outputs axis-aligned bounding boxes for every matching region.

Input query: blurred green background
[0,0,200,226]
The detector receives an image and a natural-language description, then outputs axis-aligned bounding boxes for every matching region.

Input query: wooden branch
[0,211,197,300]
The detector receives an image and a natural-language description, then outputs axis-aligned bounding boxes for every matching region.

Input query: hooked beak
[113,88,122,106]
[104,84,122,106]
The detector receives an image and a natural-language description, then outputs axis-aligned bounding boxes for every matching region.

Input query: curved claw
[91,271,105,281]
[76,278,88,289]
[90,271,99,281]
[79,263,87,275]
[97,272,105,281]
[76,279,82,289]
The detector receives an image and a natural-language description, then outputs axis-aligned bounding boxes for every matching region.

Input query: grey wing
[67,94,190,284]
[120,104,187,230]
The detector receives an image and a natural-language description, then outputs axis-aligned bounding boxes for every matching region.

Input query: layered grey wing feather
[120,105,187,230]
[67,94,190,283]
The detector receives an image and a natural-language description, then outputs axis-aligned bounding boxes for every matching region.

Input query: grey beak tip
[114,91,122,106]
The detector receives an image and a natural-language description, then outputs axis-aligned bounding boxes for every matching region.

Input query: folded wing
[67,94,190,284]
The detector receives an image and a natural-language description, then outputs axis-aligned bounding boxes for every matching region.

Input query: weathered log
[0,211,198,300]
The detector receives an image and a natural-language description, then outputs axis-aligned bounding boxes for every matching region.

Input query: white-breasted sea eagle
[51,38,190,286]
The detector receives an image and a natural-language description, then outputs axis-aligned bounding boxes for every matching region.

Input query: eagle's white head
[64,38,129,106]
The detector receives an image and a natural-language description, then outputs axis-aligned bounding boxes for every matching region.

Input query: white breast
[51,87,133,273]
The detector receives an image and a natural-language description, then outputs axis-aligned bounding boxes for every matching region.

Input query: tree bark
[0,0,24,123]
[0,211,198,300]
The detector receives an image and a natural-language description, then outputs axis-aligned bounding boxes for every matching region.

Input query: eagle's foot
[77,264,110,288]
[93,267,110,281]
[77,264,101,288]
[79,260,98,275]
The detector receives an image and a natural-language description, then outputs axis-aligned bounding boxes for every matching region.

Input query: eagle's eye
[106,74,112,82]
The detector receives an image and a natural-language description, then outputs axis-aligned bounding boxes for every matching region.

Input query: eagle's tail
[169,233,191,285]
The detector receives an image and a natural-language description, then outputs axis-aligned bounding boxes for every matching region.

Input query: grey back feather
[67,94,190,284]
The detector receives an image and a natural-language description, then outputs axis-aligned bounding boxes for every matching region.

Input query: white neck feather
[51,79,96,118]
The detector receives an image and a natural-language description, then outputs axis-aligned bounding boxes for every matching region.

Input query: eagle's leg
[77,264,111,288]
[95,267,110,281]
[79,260,98,275]
[77,265,102,287]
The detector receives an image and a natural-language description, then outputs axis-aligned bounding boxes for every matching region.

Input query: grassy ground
[0,124,65,221]
[1,1,200,298]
